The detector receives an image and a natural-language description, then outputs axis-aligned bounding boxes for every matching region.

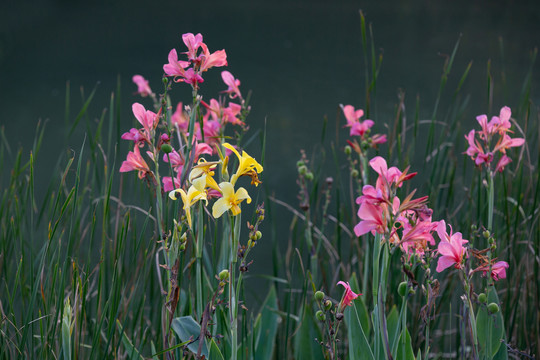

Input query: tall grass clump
[0,13,538,360]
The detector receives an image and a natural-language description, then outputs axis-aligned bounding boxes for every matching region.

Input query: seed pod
[314,291,325,301]
[478,293,487,304]
[398,282,408,297]
[487,303,499,314]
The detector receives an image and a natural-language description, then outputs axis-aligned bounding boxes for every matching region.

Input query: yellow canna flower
[212,182,251,218]
[189,158,221,192]
[223,143,263,186]
[169,175,208,228]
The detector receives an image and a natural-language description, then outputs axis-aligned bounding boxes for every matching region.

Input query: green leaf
[386,305,399,350]
[396,327,415,360]
[346,301,375,360]
[476,290,505,357]
[293,304,325,360]
[171,316,208,358]
[208,338,225,360]
[254,286,279,360]
[345,273,374,360]
[116,320,144,360]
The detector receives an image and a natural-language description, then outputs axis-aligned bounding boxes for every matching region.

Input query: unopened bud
[314,291,325,301]
[219,269,229,281]
[161,144,173,154]
[487,303,499,314]
[478,293,487,304]
[483,230,491,239]
[179,243,186,251]
[398,282,407,297]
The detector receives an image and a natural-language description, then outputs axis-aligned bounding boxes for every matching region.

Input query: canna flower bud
[487,303,500,314]
[478,293,487,304]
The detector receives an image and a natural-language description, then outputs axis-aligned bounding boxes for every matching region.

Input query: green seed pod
[351,169,359,178]
[179,243,186,251]
[478,293,487,304]
[298,165,308,175]
[305,172,314,181]
[255,231,262,240]
[296,160,305,168]
[316,310,326,322]
[314,291,325,301]
[398,282,408,297]
[219,269,230,281]
[487,303,499,314]
[344,145,352,155]
[161,144,173,154]
[324,299,332,311]
[483,230,491,239]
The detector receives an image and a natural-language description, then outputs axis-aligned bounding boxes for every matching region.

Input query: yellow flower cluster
[169,143,263,228]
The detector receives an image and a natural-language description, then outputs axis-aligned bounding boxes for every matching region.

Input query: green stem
[196,204,204,319]
[464,276,479,359]
[229,214,241,360]
[488,172,494,231]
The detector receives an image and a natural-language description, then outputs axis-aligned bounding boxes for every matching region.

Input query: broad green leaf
[293,304,325,360]
[345,300,375,360]
[254,286,279,360]
[386,305,399,350]
[396,327,415,360]
[208,338,225,360]
[171,316,208,358]
[476,290,505,357]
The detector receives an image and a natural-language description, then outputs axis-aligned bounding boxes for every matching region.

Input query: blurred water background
[1,0,539,279]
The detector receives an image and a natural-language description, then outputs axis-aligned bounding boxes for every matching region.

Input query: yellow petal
[212,197,230,218]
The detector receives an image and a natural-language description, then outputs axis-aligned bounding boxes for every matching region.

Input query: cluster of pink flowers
[163,33,227,88]
[340,104,386,148]
[354,156,509,280]
[120,33,248,193]
[354,156,436,258]
[464,106,525,173]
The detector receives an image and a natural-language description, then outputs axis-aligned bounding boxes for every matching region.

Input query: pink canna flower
[120,145,150,179]
[163,49,191,80]
[354,202,386,237]
[340,104,374,137]
[199,43,227,72]
[495,154,512,172]
[464,106,525,172]
[121,128,148,145]
[221,71,242,99]
[163,172,182,192]
[182,33,204,61]
[435,220,468,272]
[479,260,509,281]
[132,75,153,97]
[132,103,159,135]
[337,281,360,308]
[163,149,185,171]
